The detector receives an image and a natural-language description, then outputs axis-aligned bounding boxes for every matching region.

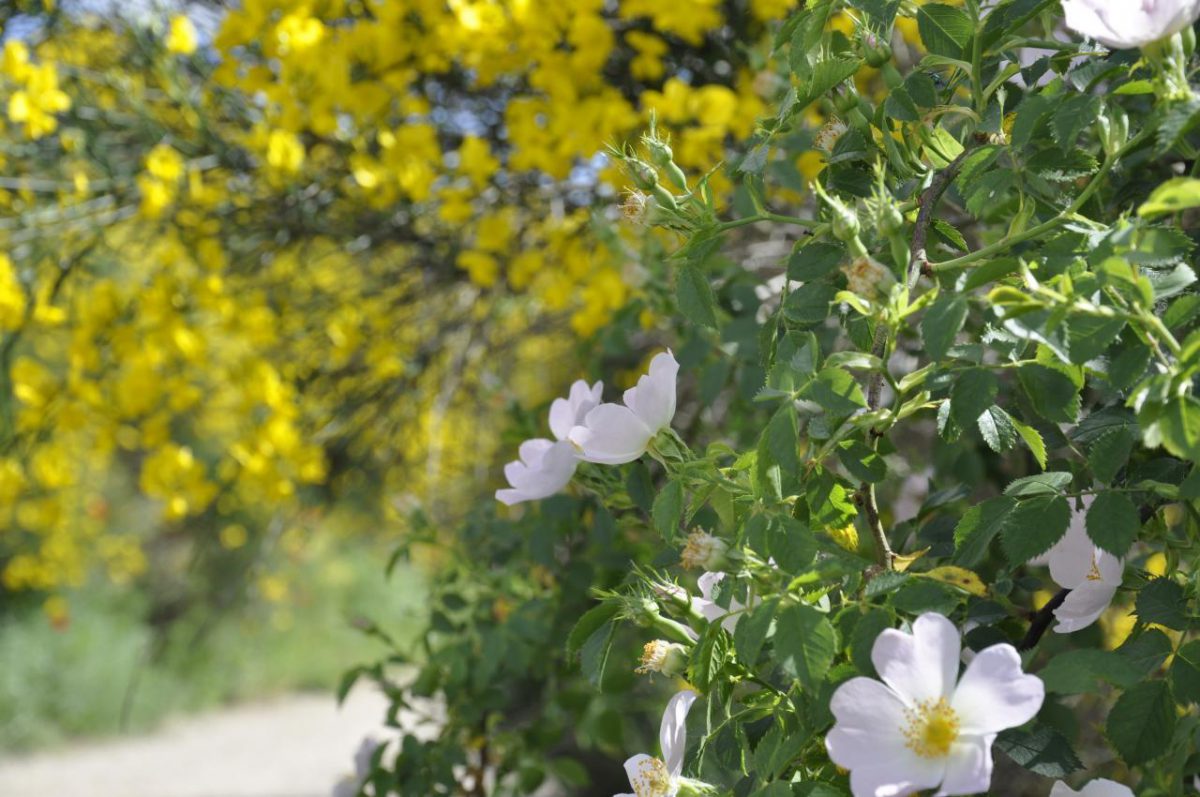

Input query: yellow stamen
[902,697,960,758]
[631,756,672,797]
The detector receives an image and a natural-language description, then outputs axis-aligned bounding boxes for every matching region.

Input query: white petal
[934,734,994,796]
[828,678,947,797]
[495,440,578,505]
[622,754,657,796]
[622,351,678,434]
[872,613,961,705]
[1053,580,1119,633]
[569,404,654,465]
[951,644,1043,734]
[1096,548,1124,585]
[660,690,697,776]
[549,379,603,441]
[696,571,724,600]
[1050,779,1136,797]
[1046,502,1095,589]
[1063,0,1200,48]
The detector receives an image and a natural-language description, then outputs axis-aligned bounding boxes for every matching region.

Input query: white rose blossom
[826,612,1044,797]
[616,690,699,797]
[570,350,678,465]
[1063,0,1200,49]
[495,379,602,505]
[1050,779,1134,797]
[1035,499,1124,633]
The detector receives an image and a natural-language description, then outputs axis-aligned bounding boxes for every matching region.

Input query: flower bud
[828,522,860,553]
[627,594,663,627]
[860,31,893,68]
[645,136,674,168]
[635,640,689,677]
[627,158,658,191]
[680,529,730,571]
[833,84,860,114]
[877,201,905,236]
[815,181,861,243]
[1183,25,1197,58]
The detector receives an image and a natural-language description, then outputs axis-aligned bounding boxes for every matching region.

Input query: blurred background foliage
[0,0,862,752]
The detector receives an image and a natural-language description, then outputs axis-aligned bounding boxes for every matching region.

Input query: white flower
[826,612,1044,797]
[616,690,698,797]
[1050,779,1134,797]
[570,351,678,465]
[1063,0,1200,49]
[495,379,602,505]
[1039,501,1123,633]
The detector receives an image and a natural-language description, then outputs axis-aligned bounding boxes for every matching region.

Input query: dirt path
[0,686,404,797]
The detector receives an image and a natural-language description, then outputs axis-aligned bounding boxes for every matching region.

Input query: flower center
[630,756,672,797]
[902,698,960,758]
[1086,553,1103,581]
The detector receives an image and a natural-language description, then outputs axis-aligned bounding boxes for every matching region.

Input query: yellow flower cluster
[0,1,807,597]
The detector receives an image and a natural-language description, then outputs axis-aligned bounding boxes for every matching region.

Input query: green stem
[715,212,818,232]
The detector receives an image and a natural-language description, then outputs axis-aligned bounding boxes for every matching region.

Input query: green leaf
[978,405,1019,453]
[567,602,620,658]
[917,3,973,58]
[676,263,719,328]
[1066,315,1126,364]
[802,367,868,416]
[1004,471,1072,497]
[995,726,1082,778]
[921,294,969,361]
[734,596,780,668]
[1039,648,1140,694]
[770,516,818,573]
[652,480,685,544]
[954,496,1017,567]
[1011,415,1047,470]
[1170,639,1200,704]
[797,57,863,106]
[788,242,845,281]
[837,439,887,483]
[1000,494,1071,564]
[1154,394,1200,462]
[1089,426,1134,484]
[688,621,729,689]
[1085,491,1140,557]
[774,603,836,691]
[1106,680,1177,765]
[1138,177,1200,218]
[1051,94,1101,151]
[1119,628,1173,677]
[580,619,617,690]
[1017,363,1080,424]
[964,170,1017,218]
[784,282,838,326]
[849,608,893,676]
[1011,93,1053,150]
[763,405,800,482]
[1136,578,1188,630]
[950,368,998,430]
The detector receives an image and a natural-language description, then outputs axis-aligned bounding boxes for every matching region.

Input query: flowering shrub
[354,0,1200,795]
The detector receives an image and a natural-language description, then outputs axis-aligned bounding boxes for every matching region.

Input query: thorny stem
[861,482,894,570]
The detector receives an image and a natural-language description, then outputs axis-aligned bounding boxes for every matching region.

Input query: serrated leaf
[917,3,973,58]
[1011,93,1054,150]
[653,480,685,544]
[1170,639,1200,704]
[1051,94,1101,151]
[797,57,863,106]
[676,264,719,328]
[1106,680,1176,765]
[567,602,620,658]
[965,170,1017,218]
[784,282,838,326]
[1039,648,1141,694]
[995,725,1082,778]
[802,366,868,415]
[1005,472,1072,497]
[734,596,780,668]
[950,368,998,429]
[774,603,836,690]
[954,496,1017,567]
[1018,363,1081,424]
[1154,394,1200,462]
[1000,494,1071,564]
[1139,177,1200,218]
[1089,426,1134,484]
[1136,578,1188,630]
[1086,491,1140,557]
[580,619,616,689]
[978,405,1020,453]
[922,294,969,360]
[1011,415,1048,470]
[788,242,844,281]
[837,439,887,483]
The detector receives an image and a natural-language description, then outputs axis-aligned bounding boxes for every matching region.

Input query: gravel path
[0,686,398,797]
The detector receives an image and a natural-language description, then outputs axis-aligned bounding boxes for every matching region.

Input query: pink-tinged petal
[1051,779,1136,797]
[951,644,1043,734]
[1046,501,1095,589]
[872,613,961,705]
[495,440,578,505]
[569,404,654,465]
[622,350,678,433]
[660,690,697,776]
[1053,580,1119,633]
[934,734,994,796]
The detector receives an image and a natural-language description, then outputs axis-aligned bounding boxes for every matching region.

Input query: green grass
[0,540,424,752]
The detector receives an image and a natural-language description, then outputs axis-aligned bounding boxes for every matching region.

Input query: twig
[857,151,972,569]
[1018,588,1069,651]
